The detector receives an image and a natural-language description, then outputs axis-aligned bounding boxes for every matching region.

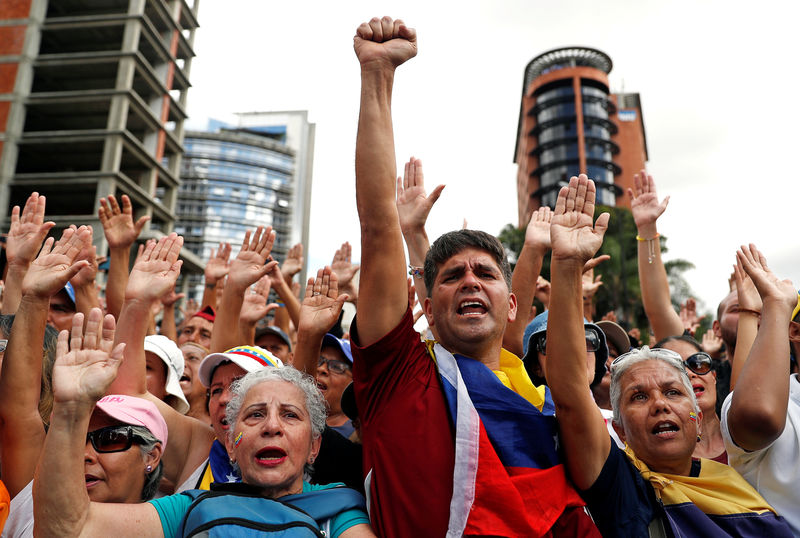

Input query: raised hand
[281,243,304,281]
[701,330,723,356]
[227,227,277,291]
[535,275,551,308]
[733,259,763,314]
[98,194,149,249]
[52,308,125,405]
[550,174,610,265]
[204,242,231,286]
[736,244,796,310]
[160,287,185,308]
[331,241,360,289]
[396,157,445,235]
[69,226,98,289]
[240,276,278,325]
[525,206,552,252]
[582,271,604,300]
[628,169,669,232]
[679,298,701,336]
[5,192,55,266]
[22,226,90,299]
[125,233,183,304]
[354,16,417,69]
[298,267,348,337]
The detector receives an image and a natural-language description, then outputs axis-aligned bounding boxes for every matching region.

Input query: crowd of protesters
[0,16,798,538]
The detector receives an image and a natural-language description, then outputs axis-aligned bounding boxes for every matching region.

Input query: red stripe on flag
[464,423,596,537]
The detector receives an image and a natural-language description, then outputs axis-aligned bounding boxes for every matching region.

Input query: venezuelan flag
[433,343,598,537]
[626,448,793,537]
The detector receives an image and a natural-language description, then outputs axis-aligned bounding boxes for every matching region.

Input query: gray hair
[610,346,699,426]
[225,366,327,442]
[130,425,164,501]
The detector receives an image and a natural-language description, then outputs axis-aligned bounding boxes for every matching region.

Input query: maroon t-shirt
[351,309,454,538]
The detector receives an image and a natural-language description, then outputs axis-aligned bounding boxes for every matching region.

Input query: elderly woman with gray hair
[544,174,792,536]
[33,310,373,538]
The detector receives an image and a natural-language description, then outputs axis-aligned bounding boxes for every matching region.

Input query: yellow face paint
[689,412,698,422]
[234,432,243,447]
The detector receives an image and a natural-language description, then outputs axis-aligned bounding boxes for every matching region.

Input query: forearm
[503,243,546,356]
[728,298,793,449]
[402,227,431,304]
[636,224,682,340]
[354,66,409,346]
[730,313,759,390]
[238,318,257,346]
[201,281,221,310]
[0,293,49,496]
[548,256,609,489]
[74,283,102,319]
[33,402,94,537]
[294,329,324,376]
[105,247,130,320]
[108,299,151,395]
[272,279,301,328]
[272,307,291,335]
[209,285,246,353]
[1,263,28,314]
[160,303,177,341]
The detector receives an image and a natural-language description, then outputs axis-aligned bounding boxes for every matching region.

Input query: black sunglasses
[318,356,351,375]
[86,425,144,453]
[683,352,713,376]
[536,328,600,355]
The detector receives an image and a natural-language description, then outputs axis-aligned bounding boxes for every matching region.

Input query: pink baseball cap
[95,394,168,449]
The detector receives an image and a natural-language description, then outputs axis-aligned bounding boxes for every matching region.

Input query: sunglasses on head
[536,328,600,355]
[610,347,682,372]
[683,352,713,376]
[86,425,144,453]
[318,356,351,375]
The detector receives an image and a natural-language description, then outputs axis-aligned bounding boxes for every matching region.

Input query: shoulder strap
[282,486,366,521]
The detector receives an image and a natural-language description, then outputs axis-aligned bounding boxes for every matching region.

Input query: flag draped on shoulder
[431,342,597,537]
[625,447,793,537]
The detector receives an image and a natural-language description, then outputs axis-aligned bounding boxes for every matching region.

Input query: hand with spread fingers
[628,169,669,235]
[525,206,552,253]
[550,175,610,265]
[240,276,278,325]
[679,298,701,337]
[331,242,360,301]
[227,227,277,292]
[299,267,349,338]
[98,194,149,249]
[6,192,55,267]
[396,157,445,236]
[281,243,304,282]
[205,242,231,287]
[52,308,125,405]
[124,233,184,305]
[22,227,91,299]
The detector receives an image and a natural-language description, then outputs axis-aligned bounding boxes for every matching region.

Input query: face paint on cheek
[234,432,243,447]
[688,411,698,422]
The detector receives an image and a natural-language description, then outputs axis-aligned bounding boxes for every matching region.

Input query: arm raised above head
[629,170,684,341]
[546,175,611,491]
[354,17,417,347]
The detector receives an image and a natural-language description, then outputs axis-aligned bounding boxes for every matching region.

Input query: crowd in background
[0,16,798,538]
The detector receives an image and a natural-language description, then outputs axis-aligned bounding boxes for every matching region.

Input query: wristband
[738,308,761,317]
[408,265,424,279]
[636,233,660,264]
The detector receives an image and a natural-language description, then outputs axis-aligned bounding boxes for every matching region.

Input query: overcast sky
[185,0,800,319]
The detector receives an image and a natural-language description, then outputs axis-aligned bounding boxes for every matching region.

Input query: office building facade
[514,47,647,227]
[176,126,299,300]
[0,0,203,273]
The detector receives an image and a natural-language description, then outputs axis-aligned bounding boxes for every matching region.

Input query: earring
[229,458,236,466]
[696,434,702,443]
[145,465,152,473]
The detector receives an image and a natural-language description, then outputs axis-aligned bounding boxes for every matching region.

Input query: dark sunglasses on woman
[683,352,713,376]
[86,425,144,453]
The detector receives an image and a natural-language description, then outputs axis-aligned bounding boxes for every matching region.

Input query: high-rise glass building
[514,47,648,227]
[0,0,205,275]
[176,125,301,299]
